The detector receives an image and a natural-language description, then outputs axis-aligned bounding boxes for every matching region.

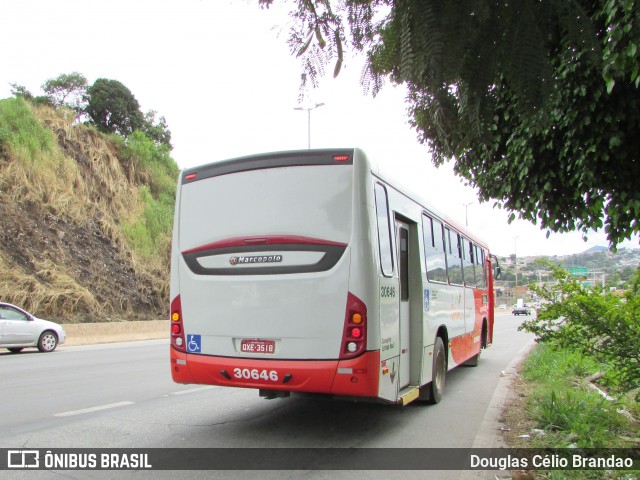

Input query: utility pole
[294,102,325,149]
[514,236,519,289]
[462,202,473,227]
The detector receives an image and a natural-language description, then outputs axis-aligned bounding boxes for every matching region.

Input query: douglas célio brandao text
[470,453,635,470]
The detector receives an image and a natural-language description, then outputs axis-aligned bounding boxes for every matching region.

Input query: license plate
[240,339,275,354]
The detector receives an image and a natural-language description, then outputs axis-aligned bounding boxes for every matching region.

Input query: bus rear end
[170,149,379,399]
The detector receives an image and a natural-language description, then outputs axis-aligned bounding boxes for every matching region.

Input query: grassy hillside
[0,97,178,322]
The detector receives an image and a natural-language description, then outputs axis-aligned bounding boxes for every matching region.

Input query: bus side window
[463,237,475,287]
[474,245,487,288]
[422,214,447,283]
[446,228,463,285]
[374,183,394,276]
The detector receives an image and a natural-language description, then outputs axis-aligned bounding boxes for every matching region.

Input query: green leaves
[41,72,88,115]
[521,262,640,398]
[276,0,640,248]
[86,79,144,137]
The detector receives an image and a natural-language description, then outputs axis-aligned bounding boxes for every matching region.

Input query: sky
[1,0,637,258]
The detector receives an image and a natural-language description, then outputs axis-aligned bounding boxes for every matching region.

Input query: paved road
[0,314,534,479]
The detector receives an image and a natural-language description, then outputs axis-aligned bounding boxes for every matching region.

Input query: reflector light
[351,327,362,339]
[185,173,197,180]
[333,155,350,162]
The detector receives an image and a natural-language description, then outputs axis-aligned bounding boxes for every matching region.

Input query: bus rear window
[179,164,353,252]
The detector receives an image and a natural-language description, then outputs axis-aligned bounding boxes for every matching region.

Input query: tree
[86,78,144,136]
[9,83,33,101]
[262,0,640,247]
[9,83,51,107]
[41,72,88,117]
[142,110,172,150]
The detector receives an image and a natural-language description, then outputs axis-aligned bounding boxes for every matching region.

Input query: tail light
[340,292,367,359]
[171,295,186,353]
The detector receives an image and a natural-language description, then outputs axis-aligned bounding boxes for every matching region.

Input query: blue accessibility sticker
[187,334,201,353]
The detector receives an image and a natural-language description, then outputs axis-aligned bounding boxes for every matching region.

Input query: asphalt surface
[0,312,535,480]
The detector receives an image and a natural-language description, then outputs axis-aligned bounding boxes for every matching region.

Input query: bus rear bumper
[171,347,380,398]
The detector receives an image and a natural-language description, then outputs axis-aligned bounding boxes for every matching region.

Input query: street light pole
[514,235,519,289]
[294,102,325,149]
[462,202,473,227]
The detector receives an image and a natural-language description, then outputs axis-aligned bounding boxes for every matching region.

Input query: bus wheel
[424,337,446,404]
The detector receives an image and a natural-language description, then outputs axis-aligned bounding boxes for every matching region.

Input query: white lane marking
[167,386,215,396]
[54,401,135,417]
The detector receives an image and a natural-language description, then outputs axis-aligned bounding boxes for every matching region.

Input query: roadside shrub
[521,262,640,398]
[123,186,173,262]
[124,130,178,198]
[0,97,56,165]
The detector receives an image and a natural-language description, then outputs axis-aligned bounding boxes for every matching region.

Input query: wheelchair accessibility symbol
[187,334,201,353]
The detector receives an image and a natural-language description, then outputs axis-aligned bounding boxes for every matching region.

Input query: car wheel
[37,331,58,352]
[7,347,24,353]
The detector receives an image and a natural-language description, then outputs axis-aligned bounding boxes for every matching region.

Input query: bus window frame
[374,182,394,278]
[445,227,464,286]
[462,237,476,288]
[422,213,448,284]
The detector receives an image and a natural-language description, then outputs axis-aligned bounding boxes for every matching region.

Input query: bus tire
[424,336,446,404]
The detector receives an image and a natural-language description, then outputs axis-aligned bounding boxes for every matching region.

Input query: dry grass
[0,100,170,320]
[0,252,102,318]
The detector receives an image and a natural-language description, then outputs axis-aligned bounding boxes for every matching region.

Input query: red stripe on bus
[182,235,347,255]
[170,348,379,398]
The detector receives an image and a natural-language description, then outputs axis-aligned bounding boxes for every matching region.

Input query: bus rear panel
[170,149,380,398]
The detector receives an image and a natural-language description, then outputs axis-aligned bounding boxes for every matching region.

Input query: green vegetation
[267,0,640,247]
[41,71,88,116]
[0,98,88,222]
[522,345,633,448]
[0,87,177,319]
[87,78,145,137]
[522,263,640,397]
[3,73,178,264]
[507,262,640,477]
[514,344,639,478]
[0,96,56,164]
[12,72,172,149]
[121,131,178,260]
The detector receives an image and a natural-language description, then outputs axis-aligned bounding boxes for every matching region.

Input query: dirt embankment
[0,103,168,322]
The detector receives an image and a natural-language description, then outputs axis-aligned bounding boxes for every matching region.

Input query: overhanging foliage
[263,0,640,247]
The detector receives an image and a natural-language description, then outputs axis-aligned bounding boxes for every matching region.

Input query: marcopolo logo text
[229,255,283,266]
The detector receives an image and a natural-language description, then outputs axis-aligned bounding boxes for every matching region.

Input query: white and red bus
[170,148,496,405]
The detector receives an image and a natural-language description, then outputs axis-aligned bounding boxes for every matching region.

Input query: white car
[497,304,507,310]
[0,302,66,353]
